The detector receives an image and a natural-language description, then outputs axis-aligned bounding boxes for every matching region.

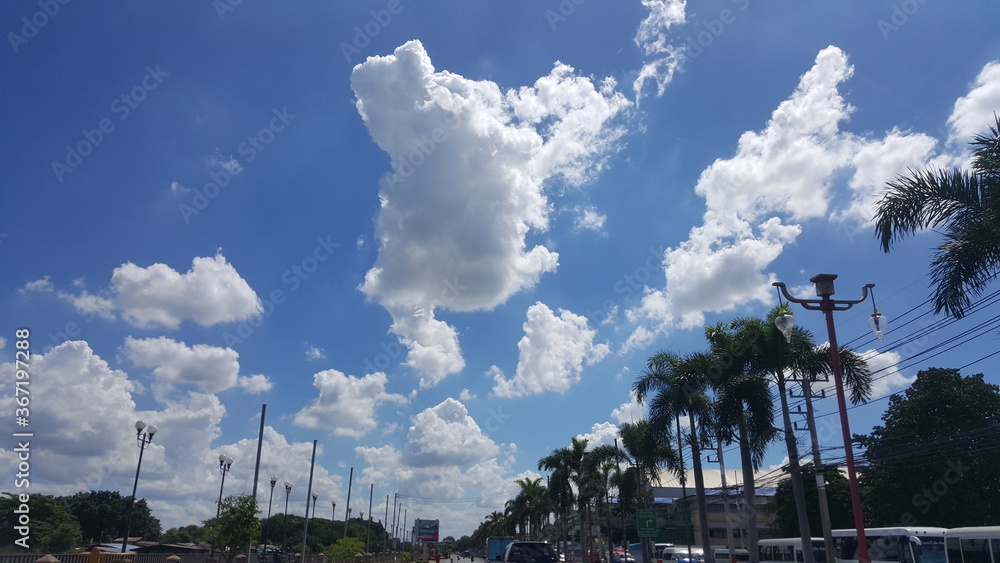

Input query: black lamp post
[282,481,293,554]
[261,475,278,550]
[216,454,234,517]
[122,420,157,555]
[773,274,888,563]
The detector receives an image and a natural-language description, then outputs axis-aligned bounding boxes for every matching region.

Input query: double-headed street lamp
[774,274,888,563]
[123,420,157,555]
[282,481,293,553]
[216,454,234,517]
[261,476,279,549]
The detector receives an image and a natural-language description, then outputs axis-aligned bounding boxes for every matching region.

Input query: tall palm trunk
[775,376,815,563]
[688,412,712,559]
[738,420,758,563]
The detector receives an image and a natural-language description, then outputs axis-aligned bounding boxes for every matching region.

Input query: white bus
[654,545,704,563]
[832,527,947,563]
[714,549,751,563]
[944,526,1000,563]
[759,537,826,563]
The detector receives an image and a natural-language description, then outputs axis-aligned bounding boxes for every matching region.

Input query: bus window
[961,539,990,563]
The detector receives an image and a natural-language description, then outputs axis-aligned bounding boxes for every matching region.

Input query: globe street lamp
[282,481,293,554]
[261,476,279,550]
[773,274,887,563]
[216,454,234,517]
[311,492,319,520]
[122,420,157,554]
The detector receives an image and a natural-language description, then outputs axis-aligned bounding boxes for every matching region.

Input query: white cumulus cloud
[351,40,629,386]
[294,369,407,438]
[122,336,241,394]
[492,302,610,397]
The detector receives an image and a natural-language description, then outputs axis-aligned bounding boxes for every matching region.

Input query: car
[503,541,559,563]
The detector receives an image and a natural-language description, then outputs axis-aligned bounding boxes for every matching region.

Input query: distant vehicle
[488,538,516,561]
[832,527,947,563]
[712,549,750,563]
[503,541,559,563]
[944,526,1000,563]
[655,545,704,563]
[759,537,826,563]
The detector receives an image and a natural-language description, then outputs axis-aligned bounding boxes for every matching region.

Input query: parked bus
[714,549,751,563]
[759,537,826,563]
[654,545,704,563]
[832,527,947,563]
[944,526,1000,563]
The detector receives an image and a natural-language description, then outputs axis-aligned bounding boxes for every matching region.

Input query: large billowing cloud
[26,253,262,329]
[624,46,950,350]
[404,398,500,467]
[355,398,515,534]
[122,336,246,394]
[293,369,408,438]
[351,40,629,386]
[492,302,610,398]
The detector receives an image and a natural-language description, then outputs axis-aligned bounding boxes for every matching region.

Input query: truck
[487,537,515,561]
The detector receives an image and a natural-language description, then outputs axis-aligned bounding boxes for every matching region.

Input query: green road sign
[636,509,657,538]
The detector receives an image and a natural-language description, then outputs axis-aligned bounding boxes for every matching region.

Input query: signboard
[636,509,657,538]
[415,518,440,542]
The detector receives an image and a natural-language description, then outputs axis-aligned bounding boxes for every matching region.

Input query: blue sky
[2,1,1000,540]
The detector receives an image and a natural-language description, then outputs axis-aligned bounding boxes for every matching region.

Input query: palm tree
[590,419,678,563]
[634,351,714,560]
[507,477,550,540]
[874,115,1000,318]
[539,437,591,557]
[711,307,873,563]
[704,325,775,563]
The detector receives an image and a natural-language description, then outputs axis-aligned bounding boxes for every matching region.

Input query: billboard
[415,518,440,542]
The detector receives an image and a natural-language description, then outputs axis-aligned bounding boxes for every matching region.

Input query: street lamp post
[312,492,319,520]
[122,420,157,555]
[282,481,293,554]
[261,476,278,550]
[774,274,888,563]
[217,454,234,517]
[332,501,337,522]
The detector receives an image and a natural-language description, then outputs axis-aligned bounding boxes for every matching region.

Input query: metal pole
[303,440,318,558]
[802,381,835,563]
[774,276,872,563]
[123,423,155,555]
[344,467,354,538]
[367,484,374,553]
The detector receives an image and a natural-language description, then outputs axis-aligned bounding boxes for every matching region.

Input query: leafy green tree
[767,465,853,537]
[325,537,366,563]
[858,368,1000,526]
[60,490,160,543]
[874,115,1000,318]
[161,524,212,544]
[206,494,261,563]
[0,493,82,553]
